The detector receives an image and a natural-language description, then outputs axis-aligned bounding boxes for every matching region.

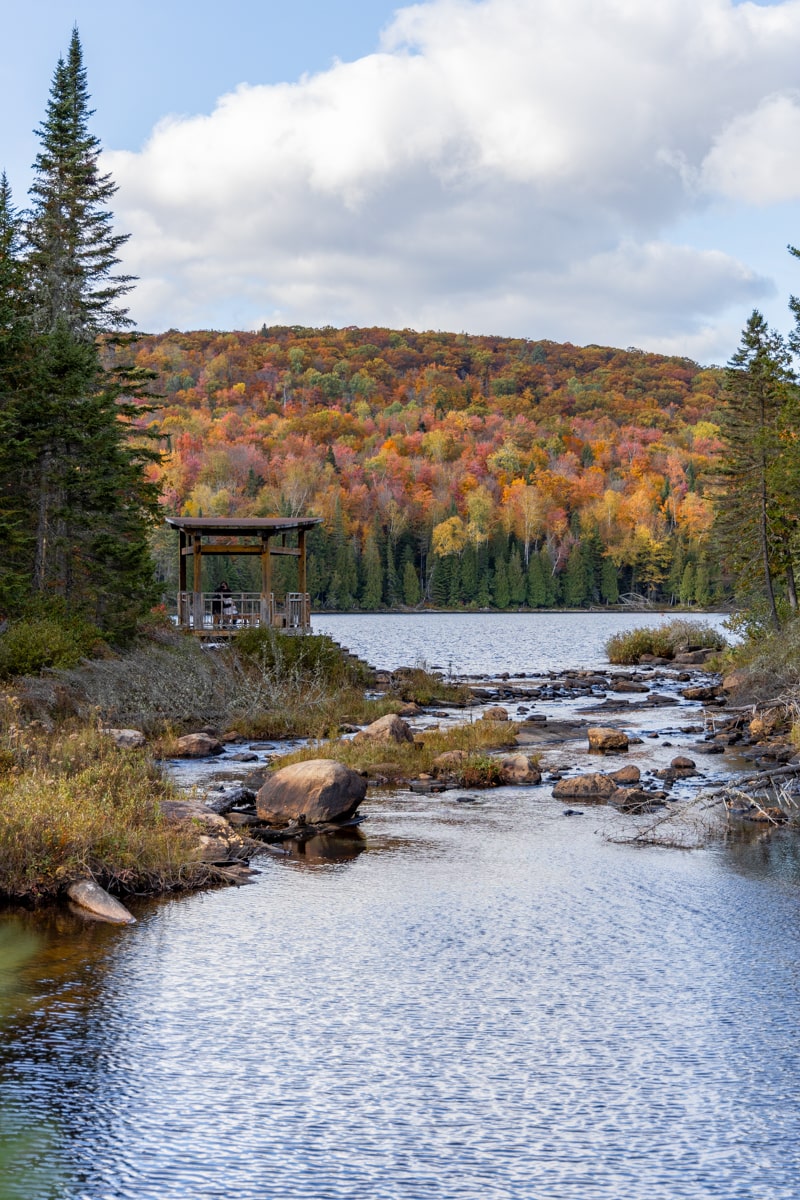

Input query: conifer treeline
[0,30,158,635]
[129,326,727,610]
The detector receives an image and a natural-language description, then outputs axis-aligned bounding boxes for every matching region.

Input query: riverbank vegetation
[605,617,725,665]
[0,711,205,900]
[272,717,522,786]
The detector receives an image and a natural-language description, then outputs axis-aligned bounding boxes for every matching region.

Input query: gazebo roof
[165,516,321,536]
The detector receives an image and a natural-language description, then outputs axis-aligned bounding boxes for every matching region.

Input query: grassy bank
[272,716,522,785]
[0,709,207,901]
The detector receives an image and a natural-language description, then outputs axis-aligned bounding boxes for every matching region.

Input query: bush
[234,628,372,688]
[605,618,725,665]
[0,614,103,679]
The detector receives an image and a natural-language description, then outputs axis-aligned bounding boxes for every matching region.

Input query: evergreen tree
[27,28,133,337]
[716,310,796,629]
[600,556,619,605]
[527,553,547,607]
[0,31,160,635]
[360,533,383,609]
[694,560,711,607]
[679,562,695,607]
[492,555,510,608]
[402,559,421,606]
[460,542,479,605]
[431,556,451,606]
[507,546,526,605]
[563,543,589,606]
[447,554,462,606]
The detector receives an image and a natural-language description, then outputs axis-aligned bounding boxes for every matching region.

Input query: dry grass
[271,718,521,783]
[606,618,725,665]
[0,702,206,900]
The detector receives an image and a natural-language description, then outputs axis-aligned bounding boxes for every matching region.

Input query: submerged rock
[256,759,367,825]
[67,880,136,925]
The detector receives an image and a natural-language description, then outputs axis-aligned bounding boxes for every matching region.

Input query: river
[1,613,799,1200]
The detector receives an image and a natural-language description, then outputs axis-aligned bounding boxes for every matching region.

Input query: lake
[310,611,732,674]
[1,612,798,1200]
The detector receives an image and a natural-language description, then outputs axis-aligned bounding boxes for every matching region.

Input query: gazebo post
[178,529,187,626]
[261,534,272,627]
[298,528,308,627]
[192,532,203,630]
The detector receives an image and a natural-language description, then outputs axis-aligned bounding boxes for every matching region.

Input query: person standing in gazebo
[212,580,231,628]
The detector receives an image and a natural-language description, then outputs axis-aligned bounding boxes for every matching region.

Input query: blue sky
[4,0,800,362]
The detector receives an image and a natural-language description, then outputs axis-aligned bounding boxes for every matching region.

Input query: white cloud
[106,0,800,357]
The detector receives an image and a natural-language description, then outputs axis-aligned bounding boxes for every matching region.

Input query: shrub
[606,618,725,665]
[0,614,103,679]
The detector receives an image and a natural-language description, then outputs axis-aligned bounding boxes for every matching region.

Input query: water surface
[1,611,797,1200]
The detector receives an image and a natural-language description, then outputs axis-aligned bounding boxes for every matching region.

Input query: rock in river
[587,727,629,754]
[353,713,415,744]
[175,733,224,758]
[67,880,136,925]
[552,773,617,801]
[256,759,367,825]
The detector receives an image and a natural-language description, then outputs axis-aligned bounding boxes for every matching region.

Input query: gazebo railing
[176,592,311,631]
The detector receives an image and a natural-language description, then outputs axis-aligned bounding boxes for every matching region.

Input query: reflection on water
[281,827,367,867]
[1,786,799,1200]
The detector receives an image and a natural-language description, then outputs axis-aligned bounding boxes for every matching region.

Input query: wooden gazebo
[166,516,322,636]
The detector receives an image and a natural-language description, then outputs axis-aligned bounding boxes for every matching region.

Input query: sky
[4,0,800,363]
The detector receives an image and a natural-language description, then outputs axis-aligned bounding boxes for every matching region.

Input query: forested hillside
[117,325,727,610]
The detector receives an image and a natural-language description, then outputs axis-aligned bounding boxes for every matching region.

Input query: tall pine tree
[0,29,160,635]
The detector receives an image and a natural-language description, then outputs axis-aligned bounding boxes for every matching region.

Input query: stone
[353,713,414,744]
[67,880,136,925]
[174,733,224,758]
[610,764,641,785]
[670,755,696,771]
[552,773,617,800]
[496,754,541,784]
[160,799,232,831]
[609,788,653,810]
[587,727,629,754]
[610,680,649,693]
[432,750,468,771]
[673,648,715,665]
[681,685,721,701]
[102,728,146,749]
[482,706,509,721]
[256,759,367,825]
[722,668,749,693]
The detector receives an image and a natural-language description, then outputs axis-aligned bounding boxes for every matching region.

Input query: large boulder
[587,727,629,754]
[552,773,617,801]
[256,759,367,825]
[67,879,136,925]
[482,706,509,721]
[497,754,541,784]
[353,714,414,744]
[175,733,224,758]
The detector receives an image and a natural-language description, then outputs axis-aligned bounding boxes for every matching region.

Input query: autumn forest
[121,324,726,612]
